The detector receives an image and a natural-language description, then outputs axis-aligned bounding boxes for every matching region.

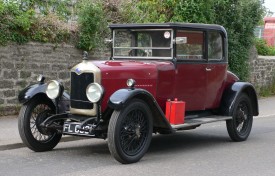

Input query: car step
[171,115,232,130]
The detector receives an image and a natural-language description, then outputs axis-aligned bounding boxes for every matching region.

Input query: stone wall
[0,42,109,116]
[249,56,275,88]
[249,47,275,88]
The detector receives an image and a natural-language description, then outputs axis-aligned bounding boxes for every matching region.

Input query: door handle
[206,68,212,71]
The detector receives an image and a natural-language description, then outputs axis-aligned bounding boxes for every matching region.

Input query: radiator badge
[76,68,81,75]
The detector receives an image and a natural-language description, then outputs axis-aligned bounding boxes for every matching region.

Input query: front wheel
[108,99,153,164]
[226,94,253,142]
[18,96,62,152]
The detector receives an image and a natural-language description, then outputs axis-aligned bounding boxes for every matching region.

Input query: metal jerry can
[165,98,186,125]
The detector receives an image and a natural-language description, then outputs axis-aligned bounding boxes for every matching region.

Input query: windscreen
[113,29,173,59]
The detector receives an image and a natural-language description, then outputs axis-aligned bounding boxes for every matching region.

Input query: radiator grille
[70,72,94,109]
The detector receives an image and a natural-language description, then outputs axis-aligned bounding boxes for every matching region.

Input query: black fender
[18,83,70,113]
[220,82,259,116]
[18,83,47,104]
[108,88,173,133]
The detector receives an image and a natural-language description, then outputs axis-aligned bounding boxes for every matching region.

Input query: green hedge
[255,38,275,56]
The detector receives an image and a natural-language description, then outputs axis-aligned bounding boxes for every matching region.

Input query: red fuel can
[165,98,185,125]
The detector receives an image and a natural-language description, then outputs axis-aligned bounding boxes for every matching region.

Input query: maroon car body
[95,60,237,112]
[18,23,259,164]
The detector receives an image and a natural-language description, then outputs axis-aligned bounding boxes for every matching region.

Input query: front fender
[108,88,173,133]
[220,82,259,116]
[108,88,153,110]
[18,83,70,113]
[18,83,47,104]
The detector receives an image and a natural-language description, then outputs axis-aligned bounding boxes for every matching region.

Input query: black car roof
[109,23,227,34]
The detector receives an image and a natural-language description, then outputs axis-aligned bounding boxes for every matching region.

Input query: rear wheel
[108,99,153,164]
[226,94,253,141]
[18,96,62,152]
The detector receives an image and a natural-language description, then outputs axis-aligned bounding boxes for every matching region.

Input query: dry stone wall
[249,56,275,88]
[249,47,275,88]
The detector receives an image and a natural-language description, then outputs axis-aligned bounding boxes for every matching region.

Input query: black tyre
[108,99,153,164]
[226,94,253,142]
[18,96,62,152]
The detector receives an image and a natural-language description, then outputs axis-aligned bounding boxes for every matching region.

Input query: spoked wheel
[108,99,153,164]
[226,94,253,142]
[18,96,62,152]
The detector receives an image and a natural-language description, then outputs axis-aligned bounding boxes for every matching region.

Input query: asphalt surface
[0,115,274,176]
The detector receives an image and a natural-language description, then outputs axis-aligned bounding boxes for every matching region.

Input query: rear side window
[208,31,223,61]
[176,30,204,60]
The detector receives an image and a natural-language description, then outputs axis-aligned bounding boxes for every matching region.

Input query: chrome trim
[70,107,97,116]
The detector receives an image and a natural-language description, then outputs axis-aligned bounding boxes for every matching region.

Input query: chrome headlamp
[46,80,63,99]
[86,83,104,103]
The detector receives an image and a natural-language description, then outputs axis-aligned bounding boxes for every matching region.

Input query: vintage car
[18,23,259,164]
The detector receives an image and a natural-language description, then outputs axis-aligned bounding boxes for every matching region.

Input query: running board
[171,116,232,130]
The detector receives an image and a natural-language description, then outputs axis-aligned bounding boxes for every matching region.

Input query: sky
[264,0,275,16]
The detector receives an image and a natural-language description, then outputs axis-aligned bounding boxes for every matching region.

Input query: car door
[205,30,227,109]
[175,30,207,111]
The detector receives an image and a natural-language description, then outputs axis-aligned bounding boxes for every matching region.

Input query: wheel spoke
[119,108,149,156]
[29,103,54,142]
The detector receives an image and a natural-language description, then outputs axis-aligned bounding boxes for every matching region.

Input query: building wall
[263,17,275,46]
[0,43,274,116]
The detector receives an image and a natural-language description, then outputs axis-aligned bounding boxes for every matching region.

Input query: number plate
[63,122,94,137]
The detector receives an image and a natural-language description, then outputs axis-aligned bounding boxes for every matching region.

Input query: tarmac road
[0,97,274,176]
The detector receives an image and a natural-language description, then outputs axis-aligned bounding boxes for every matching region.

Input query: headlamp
[86,83,104,103]
[46,80,63,99]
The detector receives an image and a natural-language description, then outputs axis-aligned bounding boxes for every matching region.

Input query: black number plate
[63,122,94,137]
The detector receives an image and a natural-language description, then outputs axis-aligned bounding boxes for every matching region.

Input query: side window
[176,30,204,60]
[208,31,223,61]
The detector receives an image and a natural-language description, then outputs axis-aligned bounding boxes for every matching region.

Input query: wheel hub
[236,106,248,132]
[135,125,141,138]
[36,111,52,135]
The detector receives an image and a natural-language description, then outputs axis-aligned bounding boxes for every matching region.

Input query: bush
[255,38,275,56]
[0,1,34,44]
[0,0,75,45]
[255,38,270,55]
[30,13,73,43]
[76,0,108,51]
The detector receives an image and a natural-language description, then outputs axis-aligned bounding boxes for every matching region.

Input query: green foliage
[213,0,264,80]
[0,1,34,44]
[30,14,72,43]
[255,38,275,56]
[76,0,108,51]
[18,0,72,19]
[122,0,265,81]
[0,0,74,45]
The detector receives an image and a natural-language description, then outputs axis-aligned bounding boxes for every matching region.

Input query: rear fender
[220,82,259,116]
[18,83,70,113]
[108,88,173,132]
